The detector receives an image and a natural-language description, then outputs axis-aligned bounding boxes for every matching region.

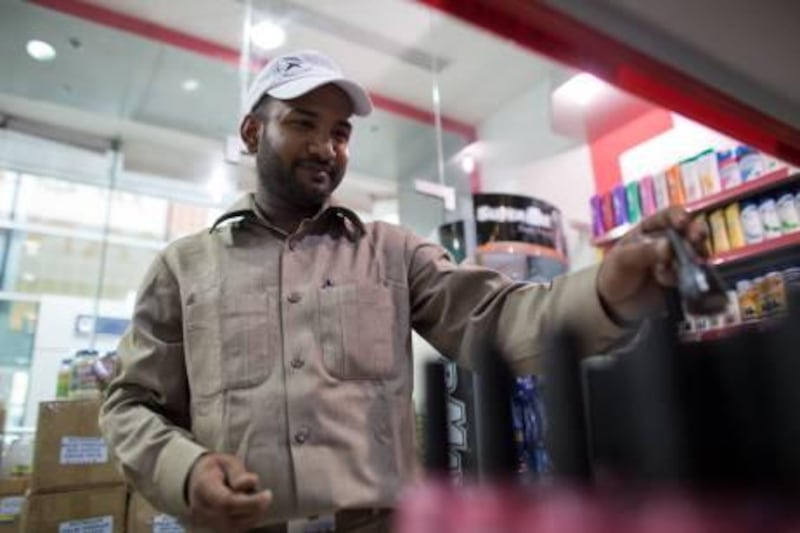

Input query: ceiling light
[460,155,476,174]
[249,20,286,50]
[556,73,606,107]
[26,39,56,61]
[181,79,200,92]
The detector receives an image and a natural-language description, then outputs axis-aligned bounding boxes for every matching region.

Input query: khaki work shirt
[99,194,627,525]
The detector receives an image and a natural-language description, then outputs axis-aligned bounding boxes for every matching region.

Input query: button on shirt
[99,194,628,526]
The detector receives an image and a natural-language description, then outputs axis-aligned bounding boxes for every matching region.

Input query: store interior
[1,0,800,530]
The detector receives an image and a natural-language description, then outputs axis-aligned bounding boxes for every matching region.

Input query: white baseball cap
[243,50,373,118]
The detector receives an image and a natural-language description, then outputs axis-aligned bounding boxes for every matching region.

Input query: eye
[333,128,351,142]
[292,119,315,129]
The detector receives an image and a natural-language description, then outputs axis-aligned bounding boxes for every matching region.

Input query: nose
[308,134,335,161]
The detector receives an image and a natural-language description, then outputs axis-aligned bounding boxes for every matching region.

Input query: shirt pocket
[185,288,278,396]
[318,282,403,380]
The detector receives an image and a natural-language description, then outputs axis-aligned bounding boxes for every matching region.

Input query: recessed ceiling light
[555,73,606,107]
[181,79,200,92]
[26,39,56,61]
[249,20,286,50]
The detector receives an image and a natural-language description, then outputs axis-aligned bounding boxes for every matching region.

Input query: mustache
[295,159,336,173]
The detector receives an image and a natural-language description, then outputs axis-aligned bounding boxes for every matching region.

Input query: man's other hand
[186,453,273,532]
[597,206,709,323]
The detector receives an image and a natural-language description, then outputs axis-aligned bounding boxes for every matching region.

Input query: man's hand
[597,207,709,323]
[186,453,272,532]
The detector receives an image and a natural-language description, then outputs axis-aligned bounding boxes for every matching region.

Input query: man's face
[247,84,353,209]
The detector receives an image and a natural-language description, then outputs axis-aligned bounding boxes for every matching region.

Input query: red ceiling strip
[27,0,477,143]
[417,0,800,167]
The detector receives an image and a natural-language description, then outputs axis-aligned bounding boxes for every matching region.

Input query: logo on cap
[277,56,309,77]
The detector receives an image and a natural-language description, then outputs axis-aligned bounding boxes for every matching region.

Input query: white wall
[618,113,738,183]
[25,295,130,428]
[477,78,599,271]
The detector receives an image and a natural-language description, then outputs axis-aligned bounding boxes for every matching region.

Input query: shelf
[710,231,800,267]
[686,167,794,214]
[681,317,784,343]
[592,167,797,247]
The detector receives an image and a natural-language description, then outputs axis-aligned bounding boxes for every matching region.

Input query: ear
[240,114,261,154]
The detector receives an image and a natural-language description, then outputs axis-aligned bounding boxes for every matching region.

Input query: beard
[256,142,345,210]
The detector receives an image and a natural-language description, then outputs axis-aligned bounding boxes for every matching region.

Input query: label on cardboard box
[153,514,185,533]
[0,496,24,522]
[59,515,113,533]
[59,437,108,465]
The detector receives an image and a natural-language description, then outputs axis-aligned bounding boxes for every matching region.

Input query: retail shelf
[687,167,794,214]
[592,167,797,248]
[681,317,784,343]
[711,231,800,267]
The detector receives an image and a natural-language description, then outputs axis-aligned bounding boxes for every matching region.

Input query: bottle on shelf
[69,349,101,400]
[55,358,72,399]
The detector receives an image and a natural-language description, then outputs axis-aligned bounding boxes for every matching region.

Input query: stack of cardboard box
[126,492,184,533]
[0,403,30,532]
[20,400,127,532]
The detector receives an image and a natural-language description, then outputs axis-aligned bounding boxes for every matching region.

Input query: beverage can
[758,198,783,239]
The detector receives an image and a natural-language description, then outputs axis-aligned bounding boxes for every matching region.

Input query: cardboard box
[30,400,123,493]
[0,476,28,533]
[127,492,185,533]
[20,485,126,533]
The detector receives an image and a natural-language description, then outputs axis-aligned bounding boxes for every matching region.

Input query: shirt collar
[210,193,366,239]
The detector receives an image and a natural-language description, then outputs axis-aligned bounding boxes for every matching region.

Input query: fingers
[219,455,260,494]
[639,206,689,234]
[188,453,272,532]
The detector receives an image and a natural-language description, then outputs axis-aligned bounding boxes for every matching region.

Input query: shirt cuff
[561,264,631,355]
[153,436,208,517]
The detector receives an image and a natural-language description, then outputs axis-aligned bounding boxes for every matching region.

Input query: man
[100,50,706,532]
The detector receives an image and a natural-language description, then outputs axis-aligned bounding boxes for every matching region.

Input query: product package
[601,192,615,231]
[777,193,800,232]
[20,485,126,533]
[740,203,765,244]
[724,203,747,249]
[0,477,28,533]
[653,170,671,209]
[680,157,702,202]
[737,145,764,182]
[127,492,184,533]
[666,164,686,205]
[639,175,657,217]
[708,209,731,254]
[590,194,605,236]
[625,182,642,224]
[696,149,722,196]
[758,198,783,239]
[30,400,124,493]
[611,185,629,226]
[737,280,762,321]
[717,149,743,189]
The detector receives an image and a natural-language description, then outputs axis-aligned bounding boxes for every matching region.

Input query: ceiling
[545,0,800,132]
[0,0,561,209]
